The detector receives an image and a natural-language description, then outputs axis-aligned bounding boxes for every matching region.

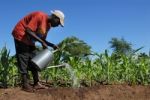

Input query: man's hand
[43,40,59,50]
[53,45,59,50]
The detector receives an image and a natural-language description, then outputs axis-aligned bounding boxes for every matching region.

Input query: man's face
[50,15,60,27]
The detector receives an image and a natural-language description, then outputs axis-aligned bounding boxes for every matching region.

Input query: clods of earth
[1,84,150,100]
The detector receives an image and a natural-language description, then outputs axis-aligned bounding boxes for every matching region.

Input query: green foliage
[109,37,132,54]
[0,46,18,88]
[58,36,91,57]
[41,49,150,87]
[1,43,150,88]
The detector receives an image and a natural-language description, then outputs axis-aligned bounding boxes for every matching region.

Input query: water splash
[63,63,80,88]
[47,63,80,88]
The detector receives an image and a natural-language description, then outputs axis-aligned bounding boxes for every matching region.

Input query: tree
[59,36,91,56]
[54,36,91,63]
[138,52,149,59]
[109,37,132,55]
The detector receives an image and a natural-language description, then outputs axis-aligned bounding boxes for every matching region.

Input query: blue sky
[0,0,150,55]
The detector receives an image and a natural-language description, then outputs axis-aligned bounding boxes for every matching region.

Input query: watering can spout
[52,49,59,53]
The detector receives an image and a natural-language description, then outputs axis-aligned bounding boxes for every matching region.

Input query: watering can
[31,48,57,71]
[31,41,82,71]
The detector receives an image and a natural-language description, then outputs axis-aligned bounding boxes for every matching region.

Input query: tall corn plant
[0,46,10,88]
[0,46,18,88]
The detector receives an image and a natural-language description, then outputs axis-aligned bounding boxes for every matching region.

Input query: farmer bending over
[12,10,65,92]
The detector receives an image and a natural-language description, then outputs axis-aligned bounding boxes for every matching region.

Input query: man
[12,10,65,92]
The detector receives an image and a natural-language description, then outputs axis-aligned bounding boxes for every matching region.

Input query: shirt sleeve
[37,16,47,35]
[26,16,39,32]
[26,13,47,37]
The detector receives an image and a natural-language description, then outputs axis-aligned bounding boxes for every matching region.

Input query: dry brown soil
[1,85,150,100]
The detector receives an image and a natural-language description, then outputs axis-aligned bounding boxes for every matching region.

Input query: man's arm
[43,40,59,50]
[25,28,48,48]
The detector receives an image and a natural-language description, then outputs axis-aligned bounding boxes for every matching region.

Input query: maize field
[1,46,150,88]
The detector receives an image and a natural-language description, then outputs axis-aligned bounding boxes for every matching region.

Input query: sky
[0,0,150,55]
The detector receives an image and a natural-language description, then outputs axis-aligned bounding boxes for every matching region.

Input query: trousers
[14,39,39,84]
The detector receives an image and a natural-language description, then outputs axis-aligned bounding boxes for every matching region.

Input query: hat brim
[60,19,64,27]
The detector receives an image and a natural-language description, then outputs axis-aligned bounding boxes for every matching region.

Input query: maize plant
[1,45,150,87]
[0,46,18,88]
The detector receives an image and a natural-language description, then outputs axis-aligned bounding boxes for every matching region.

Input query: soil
[1,85,150,100]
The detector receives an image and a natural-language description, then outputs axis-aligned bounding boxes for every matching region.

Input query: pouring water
[47,63,80,88]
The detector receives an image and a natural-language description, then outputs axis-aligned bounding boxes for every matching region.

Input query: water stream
[47,63,80,87]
